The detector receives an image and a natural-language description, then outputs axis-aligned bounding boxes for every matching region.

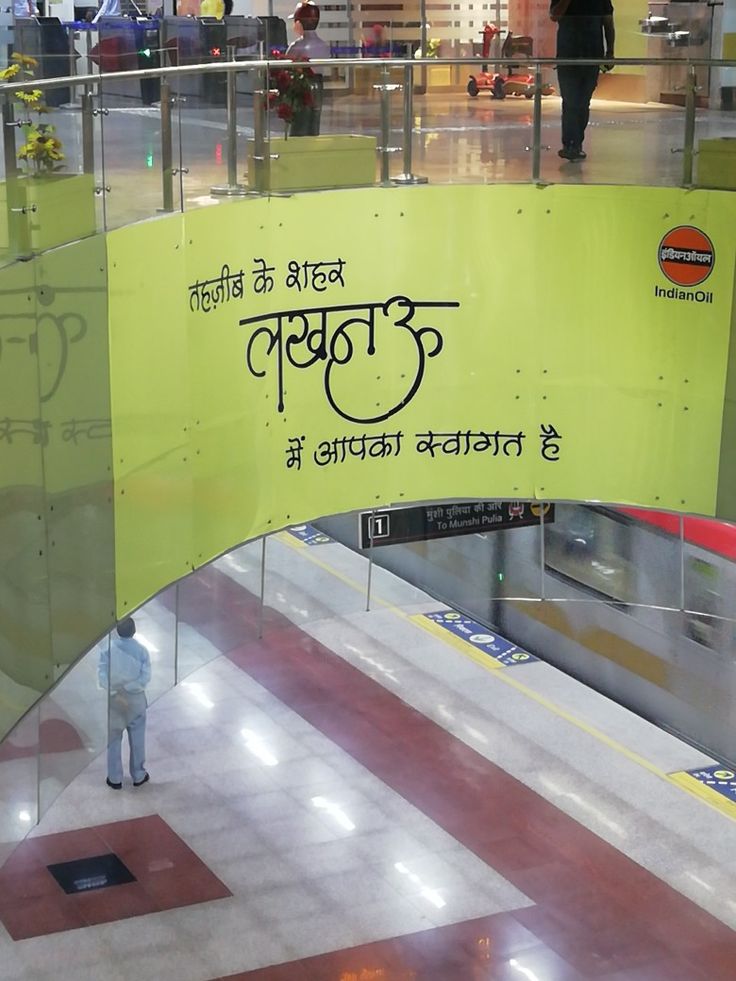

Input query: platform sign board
[285,523,332,546]
[359,501,554,549]
[424,611,537,666]
[684,764,736,804]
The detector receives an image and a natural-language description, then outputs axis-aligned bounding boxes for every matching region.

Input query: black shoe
[133,772,150,788]
[106,777,122,790]
[559,145,587,161]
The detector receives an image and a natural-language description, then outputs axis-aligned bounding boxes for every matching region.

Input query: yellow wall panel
[107,185,736,615]
[106,217,194,613]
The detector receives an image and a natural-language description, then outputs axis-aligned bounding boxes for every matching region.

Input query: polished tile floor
[2,530,736,978]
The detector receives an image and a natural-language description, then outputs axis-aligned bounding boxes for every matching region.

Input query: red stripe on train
[618,508,736,561]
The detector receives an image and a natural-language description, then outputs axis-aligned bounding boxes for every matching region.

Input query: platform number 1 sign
[359,512,391,548]
[369,513,390,541]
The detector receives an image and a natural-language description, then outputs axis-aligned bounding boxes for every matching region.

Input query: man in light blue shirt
[98,617,151,789]
[92,0,121,22]
[13,0,39,16]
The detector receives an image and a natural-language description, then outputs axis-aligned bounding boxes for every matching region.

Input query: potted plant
[267,50,321,138]
[0,53,96,256]
[247,48,377,193]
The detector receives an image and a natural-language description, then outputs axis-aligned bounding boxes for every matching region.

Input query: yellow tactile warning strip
[669,768,736,820]
[276,530,736,826]
[410,616,505,671]
[410,613,536,669]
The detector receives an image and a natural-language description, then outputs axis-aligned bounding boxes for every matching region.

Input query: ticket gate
[14,16,74,106]
[92,17,161,106]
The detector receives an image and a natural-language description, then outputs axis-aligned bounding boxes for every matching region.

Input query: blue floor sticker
[425,611,537,666]
[286,524,332,546]
[686,764,736,804]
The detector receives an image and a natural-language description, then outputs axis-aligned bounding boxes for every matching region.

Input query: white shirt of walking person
[92,0,122,23]
[14,0,39,16]
[98,617,151,790]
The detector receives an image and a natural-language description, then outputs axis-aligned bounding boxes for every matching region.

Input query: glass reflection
[394,861,446,908]
[182,681,215,710]
[241,728,279,766]
[0,705,39,867]
[311,796,356,831]
[509,959,542,981]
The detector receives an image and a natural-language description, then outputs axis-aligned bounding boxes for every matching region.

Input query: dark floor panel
[47,853,136,895]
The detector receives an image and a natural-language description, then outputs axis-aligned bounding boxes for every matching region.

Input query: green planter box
[697,138,736,190]
[247,135,377,193]
[0,173,97,256]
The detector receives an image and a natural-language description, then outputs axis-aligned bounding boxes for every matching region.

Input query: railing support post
[2,95,30,258]
[374,67,402,186]
[682,63,697,188]
[532,68,543,183]
[251,68,272,195]
[212,64,247,196]
[160,79,174,213]
[81,84,95,176]
[392,62,427,186]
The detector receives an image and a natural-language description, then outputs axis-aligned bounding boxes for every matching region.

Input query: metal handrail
[0,48,727,253]
[1,54,736,95]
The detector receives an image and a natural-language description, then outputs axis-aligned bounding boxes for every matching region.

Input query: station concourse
[3,13,736,978]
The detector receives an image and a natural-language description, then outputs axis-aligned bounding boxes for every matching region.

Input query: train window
[684,556,724,650]
[544,505,636,604]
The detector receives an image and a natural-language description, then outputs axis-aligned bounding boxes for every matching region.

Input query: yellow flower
[0,64,20,81]
[16,89,42,104]
[12,53,38,68]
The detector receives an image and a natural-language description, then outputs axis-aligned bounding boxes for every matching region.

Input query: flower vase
[288,105,321,138]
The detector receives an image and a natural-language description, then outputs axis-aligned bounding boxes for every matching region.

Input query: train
[319,503,736,766]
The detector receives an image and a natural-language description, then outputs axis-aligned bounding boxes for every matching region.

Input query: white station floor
[1,530,736,980]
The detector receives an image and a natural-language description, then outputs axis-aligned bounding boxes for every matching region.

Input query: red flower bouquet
[268,50,317,137]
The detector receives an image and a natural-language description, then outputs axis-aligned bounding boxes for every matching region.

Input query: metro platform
[3,530,736,981]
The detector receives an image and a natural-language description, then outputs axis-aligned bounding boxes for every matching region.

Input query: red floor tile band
[177,565,736,980]
[0,815,231,941]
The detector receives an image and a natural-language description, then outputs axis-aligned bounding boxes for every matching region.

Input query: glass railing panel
[244,59,381,195]
[0,258,53,742]
[1,54,100,264]
[260,524,371,632]
[539,61,687,186]
[35,236,116,686]
[693,71,736,192]
[0,706,39,868]
[455,62,540,184]
[177,551,262,668]
[127,585,177,704]
[38,637,107,819]
[177,65,235,209]
[98,47,182,230]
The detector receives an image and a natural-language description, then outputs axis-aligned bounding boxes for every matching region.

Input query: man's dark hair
[116,617,136,639]
[224,0,233,14]
[294,1,320,31]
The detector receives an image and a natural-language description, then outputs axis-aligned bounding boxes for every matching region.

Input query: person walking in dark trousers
[550,0,615,160]
[99,618,151,790]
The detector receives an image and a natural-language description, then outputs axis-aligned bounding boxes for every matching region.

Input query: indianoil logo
[658,225,714,287]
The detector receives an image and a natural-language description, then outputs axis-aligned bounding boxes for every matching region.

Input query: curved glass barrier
[2,50,736,267]
[3,499,736,862]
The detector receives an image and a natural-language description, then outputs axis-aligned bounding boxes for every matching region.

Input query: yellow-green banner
[106,184,736,614]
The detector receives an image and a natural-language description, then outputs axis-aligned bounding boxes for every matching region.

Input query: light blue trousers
[107,691,147,784]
